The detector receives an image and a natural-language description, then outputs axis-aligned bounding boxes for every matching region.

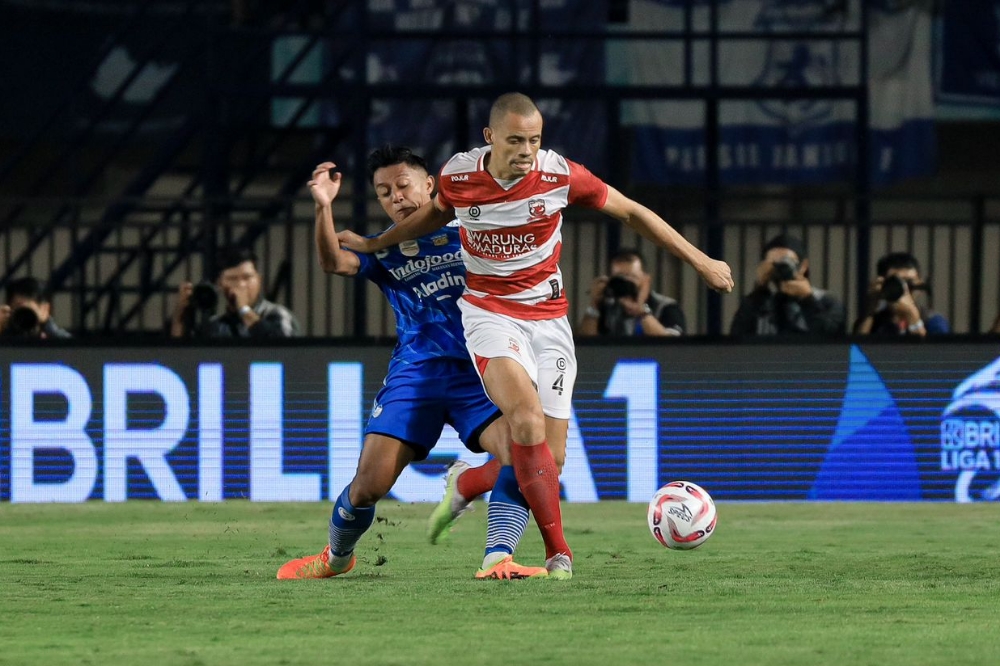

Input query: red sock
[511,442,571,561]
[457,458,501,501]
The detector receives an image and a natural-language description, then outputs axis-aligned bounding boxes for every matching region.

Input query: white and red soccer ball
[647,481,717,550]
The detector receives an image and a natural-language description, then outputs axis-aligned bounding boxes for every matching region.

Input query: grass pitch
[2,501,999,666]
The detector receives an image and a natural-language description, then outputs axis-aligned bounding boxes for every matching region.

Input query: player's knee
[506,408,546,444]
[349,474,391,507]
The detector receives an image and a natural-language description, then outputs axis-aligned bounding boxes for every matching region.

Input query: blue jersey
[354,222,469,365]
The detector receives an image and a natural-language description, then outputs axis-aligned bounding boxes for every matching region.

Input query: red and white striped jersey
[436,146,609,320]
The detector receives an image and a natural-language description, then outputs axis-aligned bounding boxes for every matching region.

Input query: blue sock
[485,466,530,558]
[328,485,376,557]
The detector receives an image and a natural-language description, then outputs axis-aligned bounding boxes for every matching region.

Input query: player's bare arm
[339,196,454,254]
[600,186,735,294]
[309,162,360,276]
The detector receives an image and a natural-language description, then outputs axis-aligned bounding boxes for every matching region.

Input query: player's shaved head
[489,92,540,127]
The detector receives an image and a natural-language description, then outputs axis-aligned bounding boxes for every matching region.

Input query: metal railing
[2,190,997,336]
[6,1,963,336]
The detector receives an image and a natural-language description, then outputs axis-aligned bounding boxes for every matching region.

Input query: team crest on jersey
[431,234,448,246]
[398,240,420,257]
[469,205,481,219]
[528,199,546,218]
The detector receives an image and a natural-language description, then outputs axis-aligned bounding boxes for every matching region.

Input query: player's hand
[0,304,10,334]
[699,259,734,293]
[338,229,375,253]
[308,162,342,208]
[589,275,609,306]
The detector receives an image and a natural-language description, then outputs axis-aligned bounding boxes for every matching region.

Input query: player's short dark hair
[489,92,540,127]
[5,276,50,305]
[609,248,646,269]
[876,251,920,277]
[366,145,429,183]
[214,246,259,278]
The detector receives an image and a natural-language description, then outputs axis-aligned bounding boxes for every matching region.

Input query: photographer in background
[853,252,949,337]
[730,234,845,338]
[577,249,685,337]
[170,246,301,339]
[0,277,72,339]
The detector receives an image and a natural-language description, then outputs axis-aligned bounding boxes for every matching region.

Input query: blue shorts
[366,357,502,461]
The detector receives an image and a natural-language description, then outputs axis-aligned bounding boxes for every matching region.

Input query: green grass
[2,502,999,666]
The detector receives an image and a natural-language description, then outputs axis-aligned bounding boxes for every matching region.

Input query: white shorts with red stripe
[458,298,577,419]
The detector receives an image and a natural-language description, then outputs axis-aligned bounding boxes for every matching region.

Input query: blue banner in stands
[357,0,608,175]
[936,0,1000,105]
[615,0,936,185]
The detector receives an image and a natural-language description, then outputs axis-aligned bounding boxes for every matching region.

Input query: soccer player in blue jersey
[277,146,545,580]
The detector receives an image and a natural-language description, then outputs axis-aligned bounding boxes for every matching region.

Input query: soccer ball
[647,481,717,550]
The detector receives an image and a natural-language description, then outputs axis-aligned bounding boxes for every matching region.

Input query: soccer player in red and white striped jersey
[342,93,734,578]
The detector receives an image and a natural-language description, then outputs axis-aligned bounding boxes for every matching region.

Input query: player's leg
[469,417,545,579]
[532,315,579,579]
[481,358,571,569]
[277,434,413,579]
[430,363,545,578]
[465,402,569,575]
[459,301,572,575]
[433,432,508,539]
[334,433,415,551]
[279,364,436,580]
[545,416,567,471]
[427,415,505,545]
[455,458,502,504]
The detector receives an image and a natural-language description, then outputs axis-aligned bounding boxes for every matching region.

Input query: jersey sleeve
[353,249,376,279]
[567,159,609,209]
[353,234,392,283]
[436,167,455,209]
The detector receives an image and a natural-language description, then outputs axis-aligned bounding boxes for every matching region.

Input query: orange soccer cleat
[276,545,356,580]
[474,555,548,580]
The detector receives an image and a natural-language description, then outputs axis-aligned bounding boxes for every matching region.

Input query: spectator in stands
[170,246,301,338]
[730,234,845,338]
[577,248,685,337]
[853,251,949,337]
[0,277,72,339]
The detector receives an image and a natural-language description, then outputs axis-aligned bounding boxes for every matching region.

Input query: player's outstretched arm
[600,186,735,294]
[310,162,360,276]
[339,196,454,254]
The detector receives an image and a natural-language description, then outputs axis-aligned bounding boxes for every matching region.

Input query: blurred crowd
[575,233,998,340]
[1,245,300,341]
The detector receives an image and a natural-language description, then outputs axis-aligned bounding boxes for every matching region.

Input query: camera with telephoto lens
[181,281,220,336]
[879,275,907,303]
[190,282,219,312]
[1,306,42,338]
[771,257,799,283]
[603,275,639,301]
